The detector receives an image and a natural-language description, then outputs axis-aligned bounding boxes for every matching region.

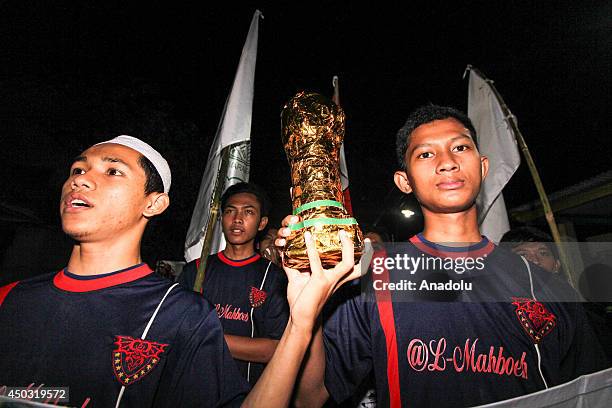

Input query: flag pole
[465,65,576,287]
[193,145,231,293]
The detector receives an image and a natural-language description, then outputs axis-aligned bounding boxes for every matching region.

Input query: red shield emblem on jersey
[512,298,556,343]
[249,287,267,308]
[112,335,168,386]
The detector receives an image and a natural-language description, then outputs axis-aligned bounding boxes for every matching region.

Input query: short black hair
[139,155,164,195]
[396,104,478,170]
[221,182,270,217]
[363,225,391,242]
[500,226,559,258]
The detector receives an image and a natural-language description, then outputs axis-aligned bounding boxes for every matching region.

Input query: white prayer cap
[95,135,171,193]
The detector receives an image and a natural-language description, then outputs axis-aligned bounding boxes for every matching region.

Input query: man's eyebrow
[102,156,132,168]
[409,134,474,152]
[225,204,257,209]
[72,155,87,164]
[450,134,473,143]
[409,142,433,153]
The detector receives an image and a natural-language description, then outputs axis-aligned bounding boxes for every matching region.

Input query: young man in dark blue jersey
[179,182,289,385]
[0,136,252,407]
[0,136,359,407]
[280,105,608,407]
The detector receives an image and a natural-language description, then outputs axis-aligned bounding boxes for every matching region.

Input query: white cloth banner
[340,144,349,191]
[332,76,352,213]
[468,69,521,243]
[475,367,612,408]
[184,10,262,262]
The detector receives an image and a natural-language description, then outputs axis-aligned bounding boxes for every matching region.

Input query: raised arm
[292,320,329,407]
[224,335,279,363]
[242,217,362,407]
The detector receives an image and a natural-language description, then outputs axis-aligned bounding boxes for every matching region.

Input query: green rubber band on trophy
[289,217,358,231]
[293,200,344,215]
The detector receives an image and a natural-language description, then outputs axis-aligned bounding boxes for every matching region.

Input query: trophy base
[282,251,364,272]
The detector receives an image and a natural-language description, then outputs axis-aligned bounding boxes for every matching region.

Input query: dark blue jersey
[0,264,249,407]
[179,253,289,385]
[323,235,608,407]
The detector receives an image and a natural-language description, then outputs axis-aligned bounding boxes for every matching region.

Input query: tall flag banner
[467,66,576,287]
[184,10,262,262]
[332,76,354,215]
[468,68,521,243]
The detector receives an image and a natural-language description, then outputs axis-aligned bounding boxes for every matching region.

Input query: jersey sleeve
[177,260,197,291]
[155,298,250,406]
[323,283,373,404]
[559,301,609,381]
[260,264,289,340]
[529,261,610,380]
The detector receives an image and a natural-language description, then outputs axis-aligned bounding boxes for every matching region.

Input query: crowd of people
[1,105,610,407]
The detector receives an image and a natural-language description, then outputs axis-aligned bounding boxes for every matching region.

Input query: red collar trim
[53,264,153,292]
[409,234,495,259]
[217,251,261,267]
[0,281,19,307]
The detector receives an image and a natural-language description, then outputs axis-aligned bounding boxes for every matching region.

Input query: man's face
[365,232,384,250]
[259,228,281,265]
[394,118,489,214]
[259,228,277,252]
[221,192,268,247]
[60,143,153,242]
[512,242,560,273]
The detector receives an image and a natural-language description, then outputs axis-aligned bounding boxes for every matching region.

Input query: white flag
[184,10,262,262]
[468,69,521,243]
[333,76,354,214]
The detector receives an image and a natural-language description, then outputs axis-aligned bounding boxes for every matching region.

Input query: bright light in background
[401,209,415,218]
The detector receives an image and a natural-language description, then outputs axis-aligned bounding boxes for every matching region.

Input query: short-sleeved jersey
[323,235,608,407]
[179,252,289,384]
[0,264,249,407]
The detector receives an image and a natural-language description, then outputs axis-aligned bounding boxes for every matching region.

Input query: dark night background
[0,1,610,280]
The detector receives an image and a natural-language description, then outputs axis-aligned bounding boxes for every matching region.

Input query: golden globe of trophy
[281,91,364,271]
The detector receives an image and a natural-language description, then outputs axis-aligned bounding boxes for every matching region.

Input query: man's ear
[480,155,489,181]
[394,170,413,194]
[258,216,269,232]
[143,193,170,218]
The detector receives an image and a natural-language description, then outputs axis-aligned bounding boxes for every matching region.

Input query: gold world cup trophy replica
[281,91,364,271]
